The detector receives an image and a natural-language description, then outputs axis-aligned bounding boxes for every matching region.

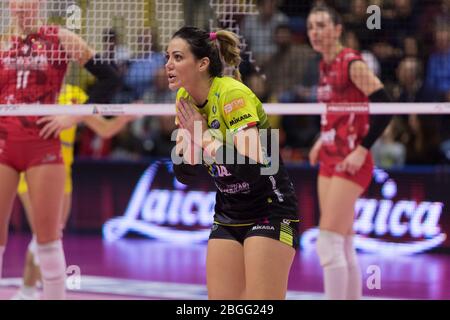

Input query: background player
[307,5,393,299]
[0,0,120,299]
[12,84,133,300]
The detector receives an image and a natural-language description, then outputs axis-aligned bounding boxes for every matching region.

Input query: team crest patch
[210,119,220,129]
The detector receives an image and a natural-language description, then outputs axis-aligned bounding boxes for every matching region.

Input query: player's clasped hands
[176,98,208,146]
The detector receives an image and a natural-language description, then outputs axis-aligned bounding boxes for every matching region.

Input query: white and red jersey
[317,48,370,165]
[0,25,68,139]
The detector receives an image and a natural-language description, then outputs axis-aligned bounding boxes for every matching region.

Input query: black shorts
[209,218,299,249]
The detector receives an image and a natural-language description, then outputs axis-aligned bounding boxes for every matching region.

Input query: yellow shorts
[17,164,73,195]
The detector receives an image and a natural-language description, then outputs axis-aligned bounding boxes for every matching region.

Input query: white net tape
[1,103,449,116]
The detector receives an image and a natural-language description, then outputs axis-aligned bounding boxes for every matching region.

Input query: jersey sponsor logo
[41,153,59,164]
[326,103,369,113]
[216,181,250,194]
[2,55,48,71]
[224,98,245,115]
[208,164,231,178]
[229,113,252,127]
[210,119,220,129]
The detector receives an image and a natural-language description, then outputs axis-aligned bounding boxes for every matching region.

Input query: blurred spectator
[425,22,450,96]
[401,115,443,165]
[112,115,176,159]
[184,0,214,29]
[395,57,442,102]
[371,119,406,168]
[241,0,289,65]
[86,29,129,104]
[141,67,176,104]
[112,67,177,159]
[368,0,420,84]
[393,57,444,165]
[402,36,420,58]
[101,28,131,76]
[246,72,271,103]
[434,0,450,29]
[133,116,177,158]
[343,0,374,50]
[382,0,418,46]
[245,72,285,144]
[108,124,145,160]
[263,24,316,99]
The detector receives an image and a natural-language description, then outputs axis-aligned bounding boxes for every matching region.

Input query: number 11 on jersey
[17,70,30,89]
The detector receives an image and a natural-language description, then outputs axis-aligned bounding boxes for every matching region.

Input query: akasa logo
[229,113,251,127]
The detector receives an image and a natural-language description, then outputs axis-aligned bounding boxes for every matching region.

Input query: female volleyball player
[0,0,120,299]
[167,26,299,299]
[12,85,133,300]
[307,5,392,299]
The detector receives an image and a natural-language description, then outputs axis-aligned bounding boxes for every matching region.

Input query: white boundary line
[0,276,399,300]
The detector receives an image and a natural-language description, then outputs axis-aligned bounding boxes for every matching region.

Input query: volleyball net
[0,0,449,163]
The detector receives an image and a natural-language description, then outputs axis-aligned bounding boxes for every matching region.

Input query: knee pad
[36,240,67,281]
[316,230,347,269]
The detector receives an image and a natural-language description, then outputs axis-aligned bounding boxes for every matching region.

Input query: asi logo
[210,119,220,129]
[301,168,447,255]
[229,113,251,126]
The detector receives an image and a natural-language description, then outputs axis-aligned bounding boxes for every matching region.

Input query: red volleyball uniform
[317,48,373,189]
[0,25,67,171]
